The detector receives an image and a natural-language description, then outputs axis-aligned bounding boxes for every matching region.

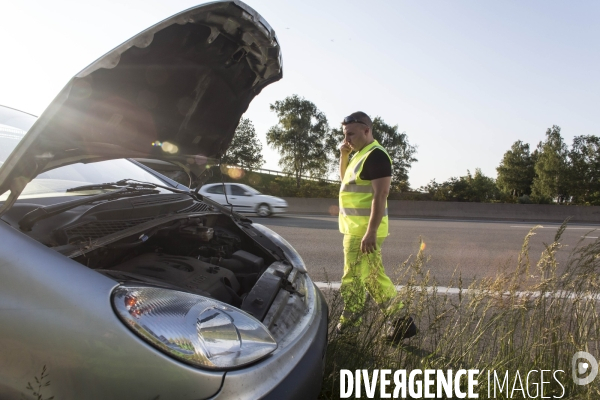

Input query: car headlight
[112,285,277,370]
[252,224,307,273]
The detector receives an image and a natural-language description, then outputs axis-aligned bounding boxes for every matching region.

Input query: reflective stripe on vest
[340,207,389,216]
[340,183,374,193]
[338,140,391,237]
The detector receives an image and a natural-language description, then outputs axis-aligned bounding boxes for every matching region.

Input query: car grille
[61,202,212,244]
[177,202,212,213]
[131,195,187,207]
[64,218,155,243]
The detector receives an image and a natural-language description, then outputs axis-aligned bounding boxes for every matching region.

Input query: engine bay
[4,193,303,322]
[89,216,273,306]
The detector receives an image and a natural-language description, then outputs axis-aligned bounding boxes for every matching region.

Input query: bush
[203,166,340,198]
[518,194,532,204]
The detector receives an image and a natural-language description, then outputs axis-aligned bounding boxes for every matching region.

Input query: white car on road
[200,183,287,217]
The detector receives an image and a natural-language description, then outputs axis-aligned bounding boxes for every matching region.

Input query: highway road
[259,214,600,288]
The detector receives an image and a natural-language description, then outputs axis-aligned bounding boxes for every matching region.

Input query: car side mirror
[244,192,253,196]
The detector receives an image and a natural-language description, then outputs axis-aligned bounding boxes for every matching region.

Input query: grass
[319,222,600,399]
[22,365,54,400]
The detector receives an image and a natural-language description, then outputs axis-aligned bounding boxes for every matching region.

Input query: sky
[1,0,598,188]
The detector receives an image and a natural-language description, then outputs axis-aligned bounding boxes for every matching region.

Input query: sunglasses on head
[342,116,369,127]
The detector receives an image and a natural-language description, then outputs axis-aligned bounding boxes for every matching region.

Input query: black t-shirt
[359,148,392,181]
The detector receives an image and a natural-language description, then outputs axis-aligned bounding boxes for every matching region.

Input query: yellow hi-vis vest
[339,140,391,237]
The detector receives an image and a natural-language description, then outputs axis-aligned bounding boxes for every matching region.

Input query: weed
[21,365,54,400]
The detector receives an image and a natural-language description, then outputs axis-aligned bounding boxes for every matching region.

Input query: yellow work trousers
[339,235,403,326]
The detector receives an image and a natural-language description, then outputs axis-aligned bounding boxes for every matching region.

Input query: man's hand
[339,140,352,180]
[361,230,378,254]
[362,176,391,253]
[339,141,352,157]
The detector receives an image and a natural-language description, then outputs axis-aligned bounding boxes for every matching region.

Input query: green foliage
[372,117,418,192]
[496,140,537,197]
[267,95,335,188]
[568,135,600,205]
[331,117,418,192]
[267,177,339,198]
[420,169,501,202]
[532,126,570,202]
[494,126,599,205]
[222,118,264,170]
[204,166,339,198]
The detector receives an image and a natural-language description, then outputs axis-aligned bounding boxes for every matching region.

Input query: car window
[230,185,248,196]
[0,106,36,167]
[0,106,168,201]
[0,159,168,201]
[0,123,26,167]
[205,185,224,194]
[243,185,261,195]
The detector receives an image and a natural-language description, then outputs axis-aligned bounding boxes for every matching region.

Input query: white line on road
[510,226,599,230]
[315,281,464,294]
[582,236,598,239]
[314,281,600,300]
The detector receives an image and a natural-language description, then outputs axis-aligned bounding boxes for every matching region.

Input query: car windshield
[0,106,36,166]
[0,106,166,200]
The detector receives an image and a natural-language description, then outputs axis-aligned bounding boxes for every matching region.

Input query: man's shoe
[385,316,417,343]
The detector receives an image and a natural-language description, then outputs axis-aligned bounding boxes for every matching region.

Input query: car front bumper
[272,205,288,214]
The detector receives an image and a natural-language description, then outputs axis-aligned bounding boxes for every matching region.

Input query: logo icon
[572,351,598,385]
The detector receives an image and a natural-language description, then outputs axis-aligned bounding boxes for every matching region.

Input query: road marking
[511,226,598,230]
[315,281,465,294]
[582,236,598,239]
[314,282,600,300]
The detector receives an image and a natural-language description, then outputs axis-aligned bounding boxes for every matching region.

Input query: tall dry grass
[320,223,600,399]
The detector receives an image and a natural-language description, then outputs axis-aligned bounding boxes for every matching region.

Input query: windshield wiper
[68,179,251,221]
[18,186,159,231]
[66,179,158,192]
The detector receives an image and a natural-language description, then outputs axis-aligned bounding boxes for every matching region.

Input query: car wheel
[256,203,271,217]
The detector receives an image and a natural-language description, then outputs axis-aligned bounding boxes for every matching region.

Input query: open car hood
[0,0,281,209]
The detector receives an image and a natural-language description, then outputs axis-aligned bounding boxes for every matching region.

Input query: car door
[228,184,255,214]
[202,184,227,205]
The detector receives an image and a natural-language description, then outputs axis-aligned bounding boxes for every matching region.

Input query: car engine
[4,194,302,324]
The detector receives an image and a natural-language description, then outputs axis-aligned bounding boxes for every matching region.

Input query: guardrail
[225,165,339,184]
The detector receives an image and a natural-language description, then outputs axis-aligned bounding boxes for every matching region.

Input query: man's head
[342,111,373,151]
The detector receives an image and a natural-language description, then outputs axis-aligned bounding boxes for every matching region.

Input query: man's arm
[361,176,391,254]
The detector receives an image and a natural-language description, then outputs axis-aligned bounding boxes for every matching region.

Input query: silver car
[199,183,288,217]
[0,2,327,399]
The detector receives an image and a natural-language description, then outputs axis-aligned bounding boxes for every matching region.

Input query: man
[337,111,416,342]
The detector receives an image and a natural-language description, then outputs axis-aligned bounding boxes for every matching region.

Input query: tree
[331,116,418,191]
[468,168,501,202]
[419,169,500,202]
[267,95,332,188]
[532,125,569,202]
[222,118,264,170]
[568,135,600,205]
[371,117,418,192]
[496,140,537,197]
